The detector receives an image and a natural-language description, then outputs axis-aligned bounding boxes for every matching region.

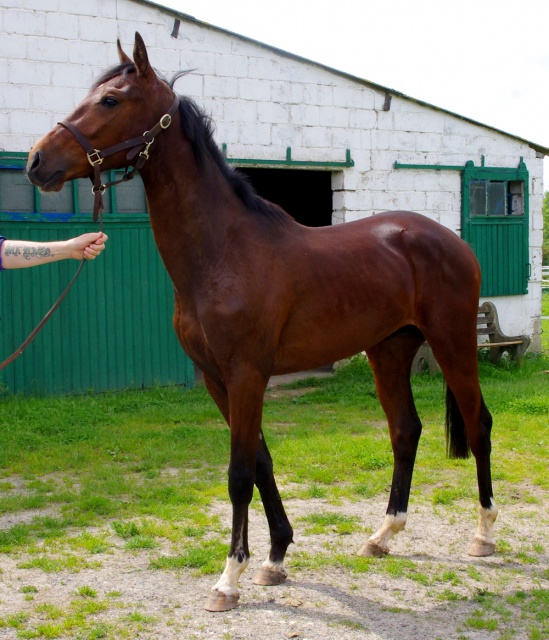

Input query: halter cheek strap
[59,95,180,226]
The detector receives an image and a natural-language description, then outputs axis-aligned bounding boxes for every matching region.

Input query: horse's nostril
[29,151,41,171]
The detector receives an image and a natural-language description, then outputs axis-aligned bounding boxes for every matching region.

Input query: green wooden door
[461,161,530,297]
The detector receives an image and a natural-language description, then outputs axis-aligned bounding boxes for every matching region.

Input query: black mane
[93,63,291,224]
[176,97,290,223]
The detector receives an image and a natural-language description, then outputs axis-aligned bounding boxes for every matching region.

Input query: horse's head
[27,33,176,192]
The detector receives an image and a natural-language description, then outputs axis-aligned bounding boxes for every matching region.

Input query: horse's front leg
[204,369,267,612]
[203,374,293,590]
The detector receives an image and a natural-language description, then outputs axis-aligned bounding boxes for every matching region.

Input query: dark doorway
[238,168,333,227]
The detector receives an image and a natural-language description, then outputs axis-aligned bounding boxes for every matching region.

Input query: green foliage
[543,291,549,354]
[297,512,359,535]
[111,520,140,539]
[0,354,546,553]
[543,191,549,265]
[17,555,101,573]
[150,539,227,574]
[125,535,157,550]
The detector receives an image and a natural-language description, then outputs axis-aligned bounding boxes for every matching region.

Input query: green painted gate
[0,154,194,395]
[461,160,530,297]
[0,216,194,395]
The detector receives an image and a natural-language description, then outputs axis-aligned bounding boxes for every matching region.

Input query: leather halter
[0,95,180,372]
[59,95,180,227]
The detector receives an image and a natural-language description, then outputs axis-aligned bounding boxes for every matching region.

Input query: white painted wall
[0,0,544,348]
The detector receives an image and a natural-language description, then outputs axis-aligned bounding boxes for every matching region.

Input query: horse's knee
[228,466,255,504]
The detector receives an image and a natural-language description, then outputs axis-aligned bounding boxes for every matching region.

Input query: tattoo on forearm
[4,245,54,261]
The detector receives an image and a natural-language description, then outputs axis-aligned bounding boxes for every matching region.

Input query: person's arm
[0,232,108,270]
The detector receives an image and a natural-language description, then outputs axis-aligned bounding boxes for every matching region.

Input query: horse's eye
[102,97,119,108]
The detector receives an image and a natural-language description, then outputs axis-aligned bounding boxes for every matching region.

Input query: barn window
[0,166,35,213]
[469,179,524,217]
[0,153,147,217]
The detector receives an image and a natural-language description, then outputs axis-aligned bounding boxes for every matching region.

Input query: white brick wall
[0,0,544,346]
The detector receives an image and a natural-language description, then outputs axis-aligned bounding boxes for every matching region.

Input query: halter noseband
[59,95,180,227]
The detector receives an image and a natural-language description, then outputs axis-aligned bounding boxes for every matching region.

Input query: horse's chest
[173,307,206,357]
[172,301,232,373]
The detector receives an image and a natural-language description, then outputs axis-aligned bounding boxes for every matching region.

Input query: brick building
[0,0,547,391]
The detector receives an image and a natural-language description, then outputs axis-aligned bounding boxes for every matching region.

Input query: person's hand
[70,232,108,260]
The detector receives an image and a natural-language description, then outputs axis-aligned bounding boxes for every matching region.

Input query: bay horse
[26,33,497,612]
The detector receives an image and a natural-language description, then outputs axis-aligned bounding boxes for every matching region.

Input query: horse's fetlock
[271,522,294,548]
[231,549,248,564]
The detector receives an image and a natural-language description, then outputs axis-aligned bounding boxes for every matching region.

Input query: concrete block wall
[0,0,544,345]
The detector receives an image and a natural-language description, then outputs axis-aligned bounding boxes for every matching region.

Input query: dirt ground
[0,491,547,640]
[0,373,546,639]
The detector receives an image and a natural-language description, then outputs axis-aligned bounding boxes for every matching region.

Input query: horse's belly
[273,308,405,375]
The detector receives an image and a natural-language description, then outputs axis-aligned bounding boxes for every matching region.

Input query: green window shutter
[461,161,529,296]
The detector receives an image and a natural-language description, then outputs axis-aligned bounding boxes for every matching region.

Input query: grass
[0,347,547,637]
[543,289,549,352]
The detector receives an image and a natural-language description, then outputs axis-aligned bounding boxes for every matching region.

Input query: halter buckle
[87,149,104,166]
[159,113,172,129]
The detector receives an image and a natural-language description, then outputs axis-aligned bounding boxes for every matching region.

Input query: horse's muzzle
[26,150,66,192]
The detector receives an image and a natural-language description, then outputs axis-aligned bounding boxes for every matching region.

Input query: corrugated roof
[136,0,549,156]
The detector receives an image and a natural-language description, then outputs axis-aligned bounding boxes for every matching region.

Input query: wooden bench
[412,301,531,374]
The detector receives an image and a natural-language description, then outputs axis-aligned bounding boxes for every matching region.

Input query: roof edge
[136,0,549,156]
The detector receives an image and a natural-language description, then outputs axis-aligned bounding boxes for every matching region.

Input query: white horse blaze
[211,556,249,597]
[363,512,407,554]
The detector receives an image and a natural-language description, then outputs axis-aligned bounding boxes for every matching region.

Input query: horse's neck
[140,142,249,285]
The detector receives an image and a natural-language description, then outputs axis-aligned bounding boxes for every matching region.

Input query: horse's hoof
[358,540,387,558]
[252,565,288,586]
[468,539,495,557]
[204,591,240,612]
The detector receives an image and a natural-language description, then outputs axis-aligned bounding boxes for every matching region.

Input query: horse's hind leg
[429,339,497,557]
[252,433,294,586]
[360,327,425,557]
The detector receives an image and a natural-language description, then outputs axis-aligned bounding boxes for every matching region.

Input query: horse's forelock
[92,63,136,89]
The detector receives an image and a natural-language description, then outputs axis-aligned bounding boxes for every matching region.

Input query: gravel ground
[0,491,547,640]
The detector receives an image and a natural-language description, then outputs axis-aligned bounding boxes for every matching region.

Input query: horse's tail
[445,383,471,459]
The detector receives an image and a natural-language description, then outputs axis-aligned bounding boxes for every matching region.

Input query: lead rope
[0,260,87,371]
[0,187,104,372]
[0,96,178,372]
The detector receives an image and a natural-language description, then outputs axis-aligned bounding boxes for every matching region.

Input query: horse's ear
[117,39,132,64]
[133,32,151,78]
